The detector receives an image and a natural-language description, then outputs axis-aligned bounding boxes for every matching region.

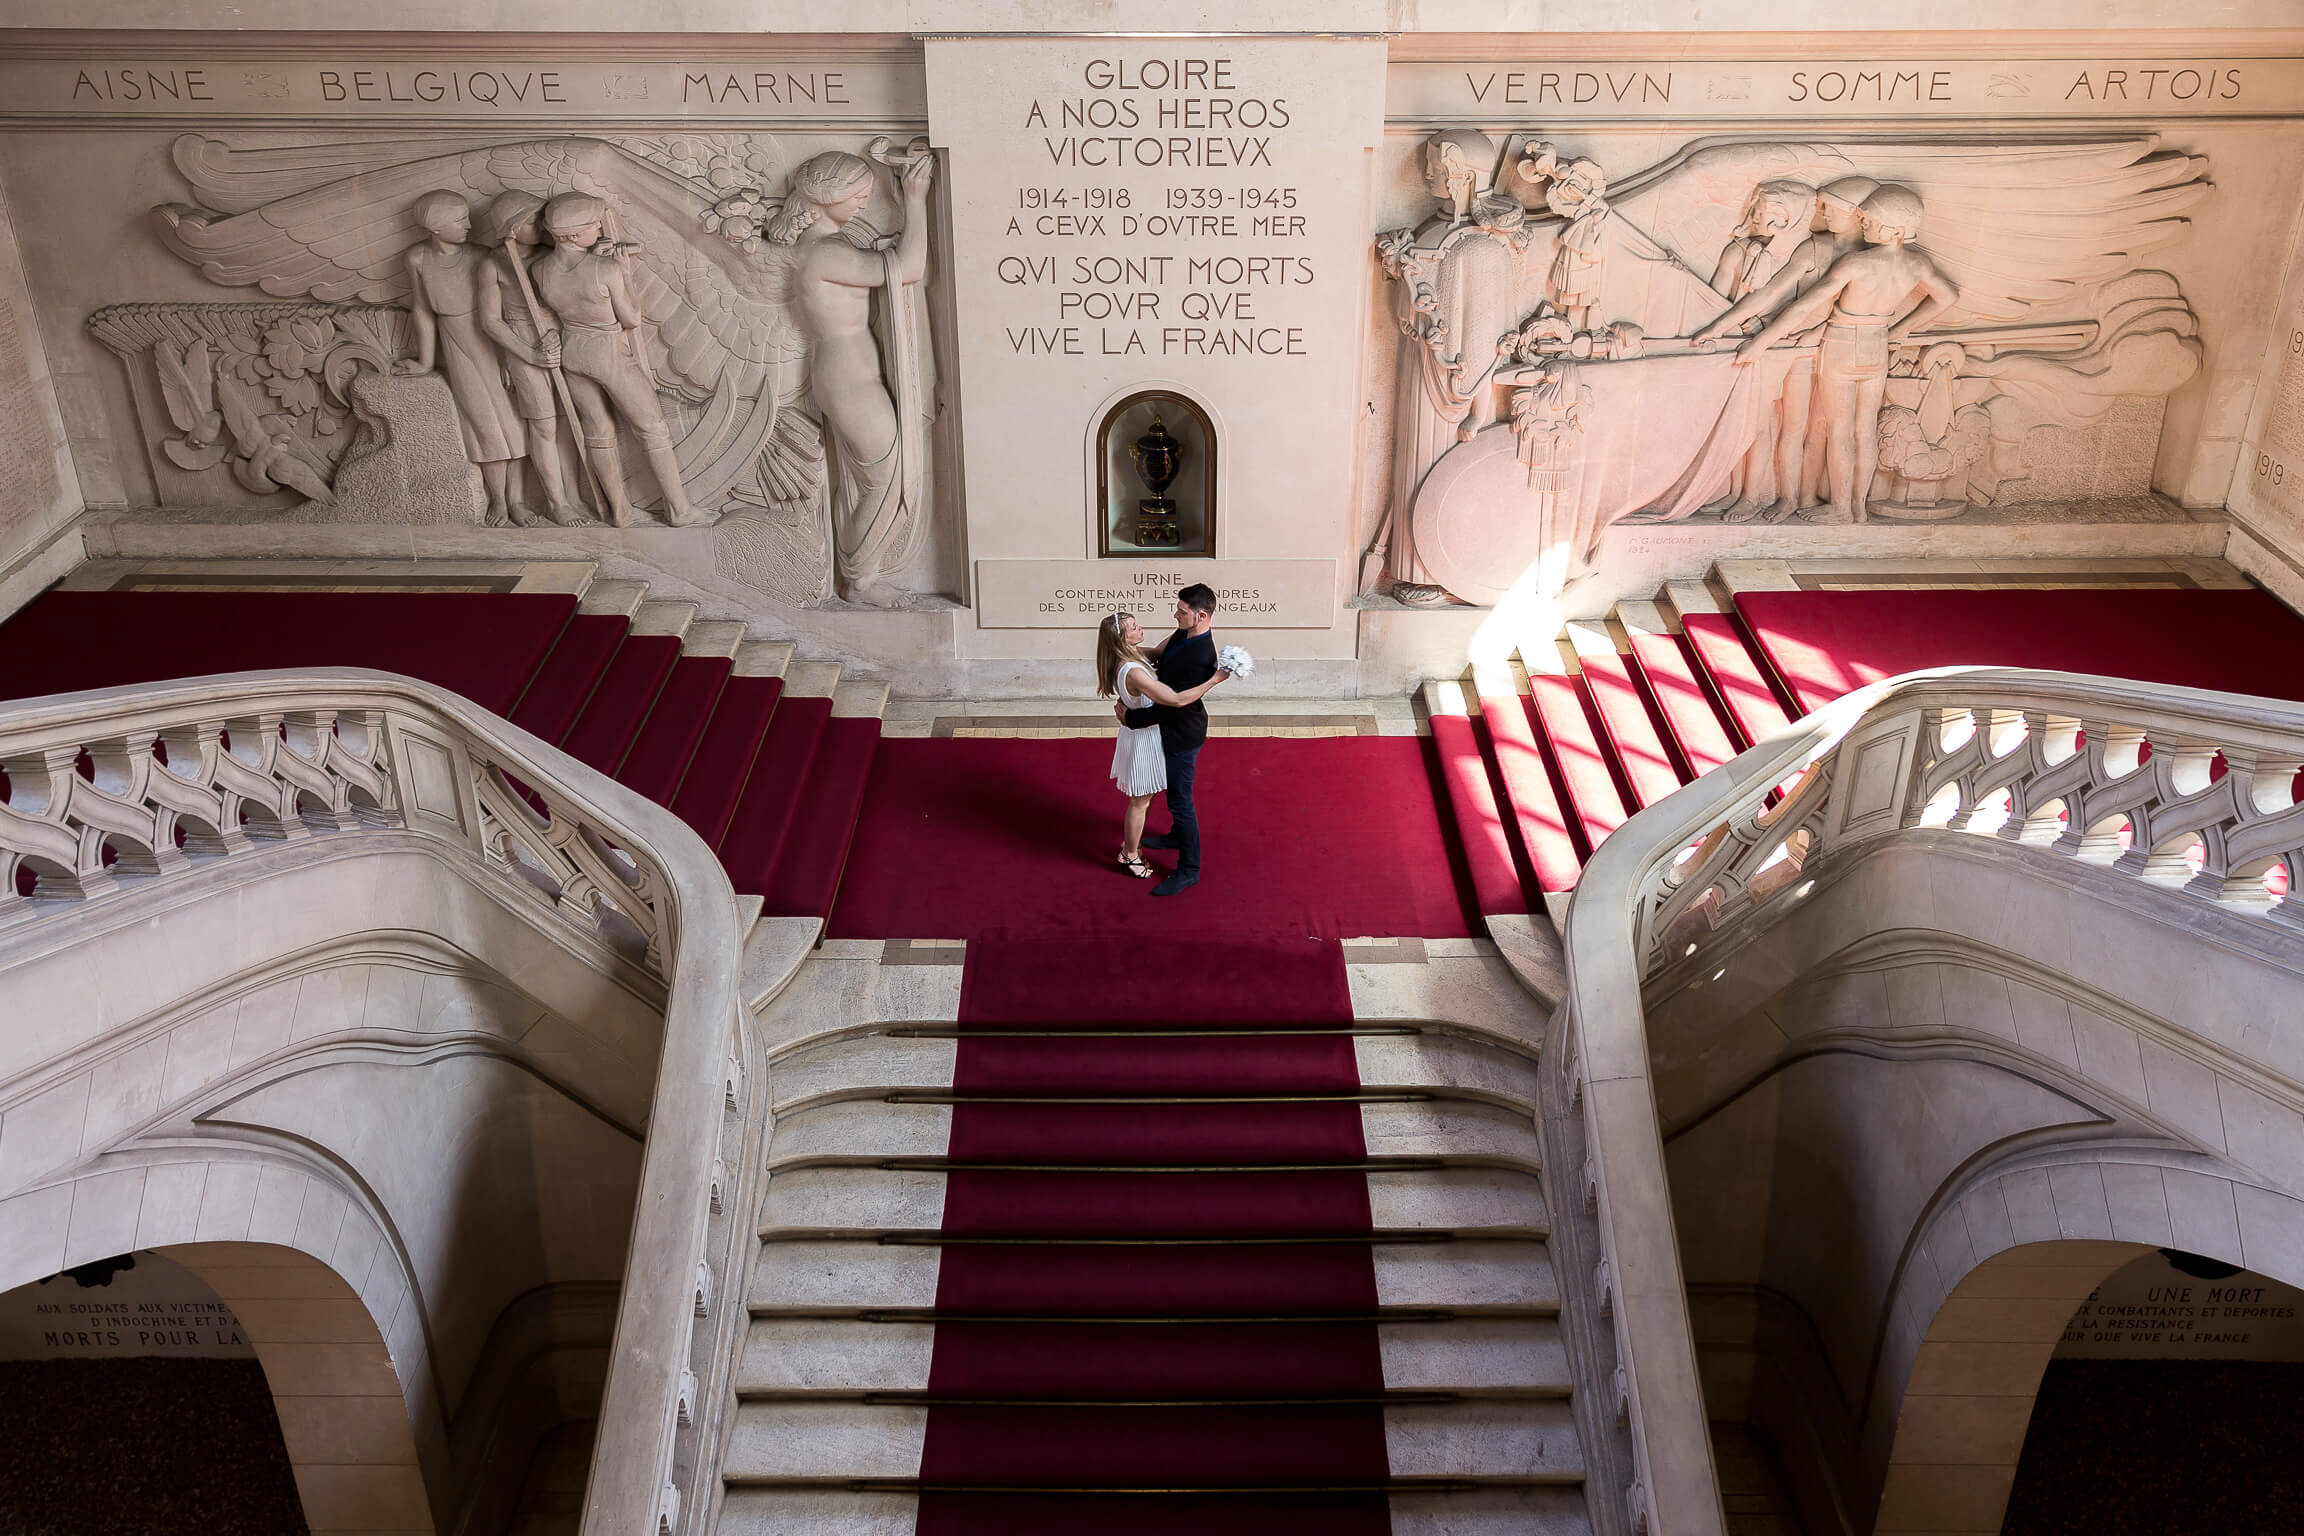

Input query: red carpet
[828,737,1478,941]
[917,937,1393,1530]
[0,591,576,715]
[1738,589,2304,715]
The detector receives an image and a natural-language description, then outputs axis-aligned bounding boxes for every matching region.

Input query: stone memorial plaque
[1388,55,2304,124]
[975,558,1335,629]
[2057,1252,2304,1361]
[0,1252,253,1360]
[928,37,1384,653]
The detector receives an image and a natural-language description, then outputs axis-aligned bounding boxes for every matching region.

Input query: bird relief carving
[1368,131,2211,611]
[107,131,942,607]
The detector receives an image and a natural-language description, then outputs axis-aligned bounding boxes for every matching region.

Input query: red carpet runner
[916,937,1393,1534]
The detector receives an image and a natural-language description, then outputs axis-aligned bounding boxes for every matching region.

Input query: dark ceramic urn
[1128,413,1184,548]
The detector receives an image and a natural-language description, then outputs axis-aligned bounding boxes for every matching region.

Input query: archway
[1999,1247,2304,1532]
[0,1243,405,1534]
[1873,1238,2152,1534]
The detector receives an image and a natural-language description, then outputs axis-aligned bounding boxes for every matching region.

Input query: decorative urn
[1127,412,1184,548]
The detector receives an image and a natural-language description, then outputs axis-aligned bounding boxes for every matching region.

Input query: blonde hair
[1095,613,1148,698]
[764,152,877,245]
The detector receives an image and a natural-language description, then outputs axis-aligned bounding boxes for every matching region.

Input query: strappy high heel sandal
[1117,850,1156,879]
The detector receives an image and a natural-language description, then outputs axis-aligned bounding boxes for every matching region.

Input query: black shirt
[1153,627,1217,753]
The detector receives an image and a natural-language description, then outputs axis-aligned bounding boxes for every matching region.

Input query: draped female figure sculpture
[763,149,936,607]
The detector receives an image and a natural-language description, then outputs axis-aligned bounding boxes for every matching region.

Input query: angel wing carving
[1578,133,2210,327]
[151,135,826,513]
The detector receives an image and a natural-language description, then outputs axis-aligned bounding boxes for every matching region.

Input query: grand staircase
[725,936,1582,1535]
[1427,564,2304,915]
[0,564,888,925]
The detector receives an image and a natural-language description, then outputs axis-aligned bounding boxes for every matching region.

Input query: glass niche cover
[1096,391,1216,557]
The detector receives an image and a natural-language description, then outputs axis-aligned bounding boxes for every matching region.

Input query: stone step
[734,638,797,679]
[783,659,845,698]
[765,1028,1539,1117]
[576,576,648,618]
[682,618,747,658]
[762,1097,1543,1173]
[757,1166,1548,1241]
[748,1236,1561,1317]
[734,1316,1572,1398]
[629,598,698,640]
[714,1485,1596,1535]
[720,1397,1585,1485]
[832,678,892,719]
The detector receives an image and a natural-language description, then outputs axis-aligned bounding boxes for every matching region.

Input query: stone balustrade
[1558,667,2304,1536]
[0,668,748,1536]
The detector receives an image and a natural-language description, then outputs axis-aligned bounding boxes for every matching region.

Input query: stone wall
[0,173,85,620]
[1650,834,2304,1533]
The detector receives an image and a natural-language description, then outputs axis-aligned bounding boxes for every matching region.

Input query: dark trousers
[1162,745,1201,875]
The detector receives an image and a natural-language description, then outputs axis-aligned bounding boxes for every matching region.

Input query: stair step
[762,1098,1543,1172]
[560,633,681,774]
[785,659,845,697]
[1475,692,1580,900]
[762,717,881,920]
[669,676,783,848]
[735,638,797,678]
[833,678,892,719]
[758,1166,1548,1240]
[766,1029,1539,1118]
[1525,676,1630,855]
[716,1485,1595,1535]
[720,1398,1584,1485]
[1576,647,1686,808]
[576,577,647,618]
[1680,613,1795,748]
[1427,704,1528,918]
[750,1237,1561,1316]
[718,696,833,893]
[736,1317,1571,1398]
[507,613,627,745]
[682,618,747,658]
[629,598,698,640]
[1623,628,1740,780]
[615,654,733,807]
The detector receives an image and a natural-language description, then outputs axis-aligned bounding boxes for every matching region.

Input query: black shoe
[1142,833,1180,851]
[1152,870,1200,897]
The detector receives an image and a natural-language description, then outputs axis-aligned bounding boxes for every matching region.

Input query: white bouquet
[1217,644,1255,680]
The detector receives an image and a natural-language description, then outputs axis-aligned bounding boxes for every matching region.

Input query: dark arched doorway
[0,1249,307,1534]
[2002,1248,2304,1534]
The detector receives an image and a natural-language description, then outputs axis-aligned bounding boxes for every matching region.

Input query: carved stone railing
[0,668,749,1536]
[1556,667,2304,1536]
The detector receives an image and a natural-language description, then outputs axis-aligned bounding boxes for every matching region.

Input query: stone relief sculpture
[1369,129,1532,606]
[88,302,451,515]
[395,189,532,526]
[127,132,942,605]
[1369,133,2211,610]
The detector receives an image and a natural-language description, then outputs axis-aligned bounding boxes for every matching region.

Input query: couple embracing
[1093,583,1235,898]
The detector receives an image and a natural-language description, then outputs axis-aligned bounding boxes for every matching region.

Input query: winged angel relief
[149,133,940,606]
[1373,132,2210,612]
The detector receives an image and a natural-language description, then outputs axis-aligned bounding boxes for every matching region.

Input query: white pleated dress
[1110,661,1168,797]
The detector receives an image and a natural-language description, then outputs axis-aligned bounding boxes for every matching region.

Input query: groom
[1138,583,1218,897]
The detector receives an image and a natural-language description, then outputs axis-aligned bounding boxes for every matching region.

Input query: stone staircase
[1425,557,2285,918]
[11,558,891,926]
[716,939,1594,1534]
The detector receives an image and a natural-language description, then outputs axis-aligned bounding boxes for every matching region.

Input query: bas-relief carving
[1371,131,2211,609]
[99,131,944,607]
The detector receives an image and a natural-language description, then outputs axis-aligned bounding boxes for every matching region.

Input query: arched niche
[1094,388,1218,558]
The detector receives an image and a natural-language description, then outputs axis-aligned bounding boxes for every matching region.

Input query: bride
[1095,611,1230,879]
